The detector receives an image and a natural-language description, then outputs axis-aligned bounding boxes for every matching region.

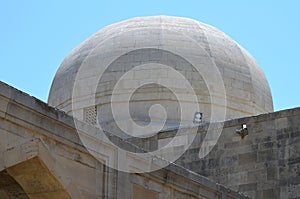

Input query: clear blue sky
[0,0,299,111]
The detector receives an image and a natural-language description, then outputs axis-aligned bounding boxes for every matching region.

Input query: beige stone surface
[7,157,72,199]
[48,16,273,130]
[132,184,159,199]
[0,82,248,198]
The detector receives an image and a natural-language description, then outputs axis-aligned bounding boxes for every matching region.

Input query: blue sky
[0,0,299,111]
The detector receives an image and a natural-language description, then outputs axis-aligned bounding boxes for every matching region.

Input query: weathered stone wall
[2,80,299,198]
[0,82,247,199]
[152,108,300,198]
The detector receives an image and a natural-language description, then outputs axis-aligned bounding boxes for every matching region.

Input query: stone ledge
[0,81,249,198]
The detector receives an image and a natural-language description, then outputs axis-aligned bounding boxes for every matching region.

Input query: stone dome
[48,16,273,131]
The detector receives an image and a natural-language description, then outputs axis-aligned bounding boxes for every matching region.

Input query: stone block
[239,152,257,165]
[276,133,289,140]
[258,142,274,150]
[267,167,279,181]
[239,183,257,192]
[275,118,288,130]
[267,189,281,199]
[291,131,300,138]
[247,169,266,183]
[258,149,278,162]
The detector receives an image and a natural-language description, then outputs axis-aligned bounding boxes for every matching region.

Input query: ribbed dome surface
[48,16,273,128]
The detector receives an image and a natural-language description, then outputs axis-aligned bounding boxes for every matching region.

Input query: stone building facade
[1,81,300,198]
[1,16,299,199]
[133,106,300,198]
[0,82,248,199]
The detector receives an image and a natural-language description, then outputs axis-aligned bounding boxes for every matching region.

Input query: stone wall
[2,80,299,198]
[0,81,247,199]
[152,108,300,198]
